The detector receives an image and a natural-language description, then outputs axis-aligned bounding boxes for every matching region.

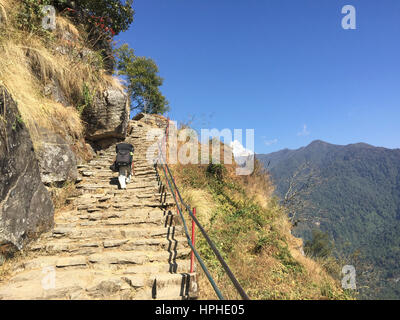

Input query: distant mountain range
[257,140,400,299]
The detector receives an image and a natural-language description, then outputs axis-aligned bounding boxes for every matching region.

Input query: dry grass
[236,159,275,208]
[49,181,80,210]
[56,16,80,41]
[0,1,8,27]
[0,37,79,144]
[0,248,29,283]
[0,1,122,146]
[181,188,216,226]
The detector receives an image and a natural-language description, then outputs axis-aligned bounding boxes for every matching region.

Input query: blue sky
[117,0,400,154]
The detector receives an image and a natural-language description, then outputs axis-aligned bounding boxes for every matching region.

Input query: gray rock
[132,113,169,129]
[37,129,78,185]
[61,30,76,43]
[79,48,96,64]
[44,79,69,106]
[55,46,69,55]
[82,88,130,141]
[0,86,54,253]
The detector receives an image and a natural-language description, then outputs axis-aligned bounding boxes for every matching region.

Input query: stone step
[76,182,157,189]
[79,177,158,186]
[88,166,156,172]
[60,208,173,221]
[20,248,191,272]
[76,185,160,193]
[54,210,181,227]
[71,194,172,207]
[74,202,175,212]
[78,171,157,179]
[108,202,175,210]
[122,260,194,275]
[79,166,155,172]
[88,249,191,266]
[134,273,198,300]
[54,214,178,229]
[50,225,184,240]
[31,236,189,255]
[69,189,161,201]
[0,268,196,300]
[86,167,155,171]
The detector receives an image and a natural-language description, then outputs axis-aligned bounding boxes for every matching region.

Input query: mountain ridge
[257,139,400,299]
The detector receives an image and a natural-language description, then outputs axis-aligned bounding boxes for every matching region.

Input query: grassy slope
[169,139,352,300]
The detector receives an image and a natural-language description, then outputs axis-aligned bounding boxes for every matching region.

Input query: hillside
[258,140,400,299]
[166,136,351,300]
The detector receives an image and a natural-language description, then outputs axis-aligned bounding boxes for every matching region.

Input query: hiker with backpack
[110,143,134,190]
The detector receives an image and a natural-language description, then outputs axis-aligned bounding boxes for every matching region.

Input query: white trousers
[118,165,132,189]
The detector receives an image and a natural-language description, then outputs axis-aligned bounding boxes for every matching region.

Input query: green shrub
[18,1,134,37]
[206,163,226,181]
[304,229,334,259]
[77,83,93,114]
[253,235,269,254]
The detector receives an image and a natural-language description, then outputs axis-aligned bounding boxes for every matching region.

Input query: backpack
[116,143,134,166]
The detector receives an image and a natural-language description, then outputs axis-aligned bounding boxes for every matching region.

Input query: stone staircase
[0,121,198,300]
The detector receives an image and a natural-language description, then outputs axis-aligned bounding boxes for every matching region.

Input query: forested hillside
[258,140,400,299]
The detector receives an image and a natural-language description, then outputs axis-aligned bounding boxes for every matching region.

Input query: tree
[116,44,169,114]
[304,229,334,259]
[53,0,134,35]
[281,162,325,226]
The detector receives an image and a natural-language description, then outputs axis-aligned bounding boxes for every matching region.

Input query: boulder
[132,113,169,129]
[83,88,130,141]
[37,129,78,185]
[0,86,54,255]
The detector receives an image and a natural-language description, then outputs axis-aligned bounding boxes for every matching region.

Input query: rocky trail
[0,120,198,300]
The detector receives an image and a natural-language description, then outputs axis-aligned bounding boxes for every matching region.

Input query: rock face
[37,129,78,185]
[43,79,69,107]
[83,88,130,141]
[0,86,54,255]
[132,113,168,128]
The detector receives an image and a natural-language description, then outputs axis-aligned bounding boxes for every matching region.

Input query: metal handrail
[156,157,225,300]
[155,123,250,300]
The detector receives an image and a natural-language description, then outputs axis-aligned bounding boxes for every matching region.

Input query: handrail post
[190,207,196,273]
